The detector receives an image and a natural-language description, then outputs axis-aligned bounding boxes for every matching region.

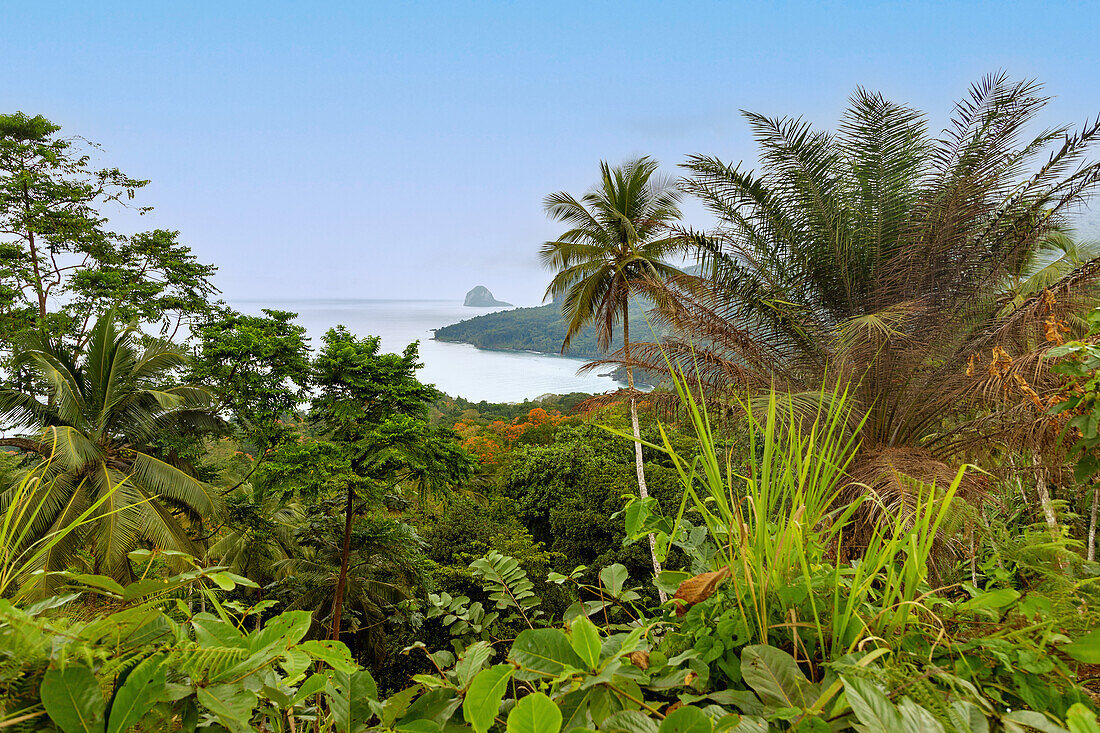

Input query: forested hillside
[434,299,654,359]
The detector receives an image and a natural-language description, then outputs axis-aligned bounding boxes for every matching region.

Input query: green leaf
[399,688,462,726]
[655,571,693,596]
[1068,703,1100,733]
[300,639,358,673]
[600,710,659,733]
[741,645,818,709]
[507,692,561,733]
[290,673,329,706]
[842,677,902,733]
[896,698,944,733]
[453,640,494,688]
[658,706,713,733]
[107,656,167,733]
[1002,710,1070,733]
[1062,629,1100,663]
[599,564,629,595]
[42,665,105,733]
[326,669,379,732]
[463,665,514,733]
[570,616,602,670]
[509,629,586,677]
[958,588,1020,612]
[196,683,257,733]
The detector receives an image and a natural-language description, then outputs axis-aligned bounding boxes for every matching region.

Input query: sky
[5,1,1100,306]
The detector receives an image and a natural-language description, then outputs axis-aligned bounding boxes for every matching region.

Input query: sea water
[230,299,625,403]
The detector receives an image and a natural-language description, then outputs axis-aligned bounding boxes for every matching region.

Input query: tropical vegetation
[3,76,1100,732]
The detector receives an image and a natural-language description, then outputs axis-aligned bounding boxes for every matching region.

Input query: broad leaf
[1003,710,1071,733]
[326,669,379,733]
[42,666,105,733]
[107,656,167,733]
[842,677,902,733]
[1062,629,1100,663]
[570,616,602,670]
[509,628,586,677]
[300,639,358,673]
[600,710,659,733]
[453,640,494,688]
[507,692,561,733]
[658,706,713,733]
[600,564,629,595]
[196,683,257,733]
[741,645,818,709]
[463,665,514,733]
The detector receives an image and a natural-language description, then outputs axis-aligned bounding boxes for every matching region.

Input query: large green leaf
[741,645,819,709]
[507,692,561,733]
[399,688,462,726]
[196,683,257,733]
[106,656,167,733]
[600,710,659,733]
[464,665,514,733]
[1067,703,1100,733]
[509,628,586,678]
[41,665,105,733]
[453,640,494,688]
[300,639,358,673]
[245,610,312,653]
[658,706,713,733]
[896,698,945,733]
[570,616,602,670]
[842,677,902,733]
[1062,629,1100,663]
[326,669,379,733]
[1002,710,1071,733]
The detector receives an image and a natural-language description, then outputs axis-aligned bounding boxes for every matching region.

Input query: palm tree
[274,510,428,666]
[0,313,222,592]
[209,480,301,611]
[540,157,684,596]
[610,75,1100,528]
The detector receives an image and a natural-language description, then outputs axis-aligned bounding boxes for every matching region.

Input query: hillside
[433,300,654,360]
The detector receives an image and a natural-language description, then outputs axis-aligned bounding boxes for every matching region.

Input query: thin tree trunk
[623,311,667,604]
[22,183,47,320]
[331,485,355,640]
[1088,484,1098,562]
[1032,454,1059,536]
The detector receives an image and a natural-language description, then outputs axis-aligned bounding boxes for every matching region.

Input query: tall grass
[0,458,128,600]
[652,366,968,660]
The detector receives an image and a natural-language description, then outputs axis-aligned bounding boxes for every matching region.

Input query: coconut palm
[540,156,684,595]
[0,313,222,592]
[609,76,1100,524]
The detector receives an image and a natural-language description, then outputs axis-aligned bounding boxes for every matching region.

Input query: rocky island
[463,285,512,307]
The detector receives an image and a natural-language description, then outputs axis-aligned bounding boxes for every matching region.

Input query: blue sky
[5,1,1100,304]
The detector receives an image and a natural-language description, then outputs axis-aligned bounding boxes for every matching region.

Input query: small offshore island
[463,285,511,307]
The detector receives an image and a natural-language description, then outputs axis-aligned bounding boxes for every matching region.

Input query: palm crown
[0,313,222,590]
[540,156,684,353]
[621,75,1100,495]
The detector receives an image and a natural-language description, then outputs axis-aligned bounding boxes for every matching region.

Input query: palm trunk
[330,484,355,640]
[623,312,667,604]
[1088,484,1098,563]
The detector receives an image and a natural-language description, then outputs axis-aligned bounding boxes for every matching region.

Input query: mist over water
[230,299,626,403]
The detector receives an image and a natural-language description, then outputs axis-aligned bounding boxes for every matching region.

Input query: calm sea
[230,299,625,403]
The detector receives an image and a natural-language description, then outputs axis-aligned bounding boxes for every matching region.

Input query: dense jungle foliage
[3,76,1100,732]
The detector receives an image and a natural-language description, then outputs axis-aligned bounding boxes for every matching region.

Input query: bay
[231,299,625,403]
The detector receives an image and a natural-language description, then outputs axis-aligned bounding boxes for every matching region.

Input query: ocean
[230,299,626,403]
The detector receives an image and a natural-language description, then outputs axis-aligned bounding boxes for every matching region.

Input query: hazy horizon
[5,2,1100,304]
